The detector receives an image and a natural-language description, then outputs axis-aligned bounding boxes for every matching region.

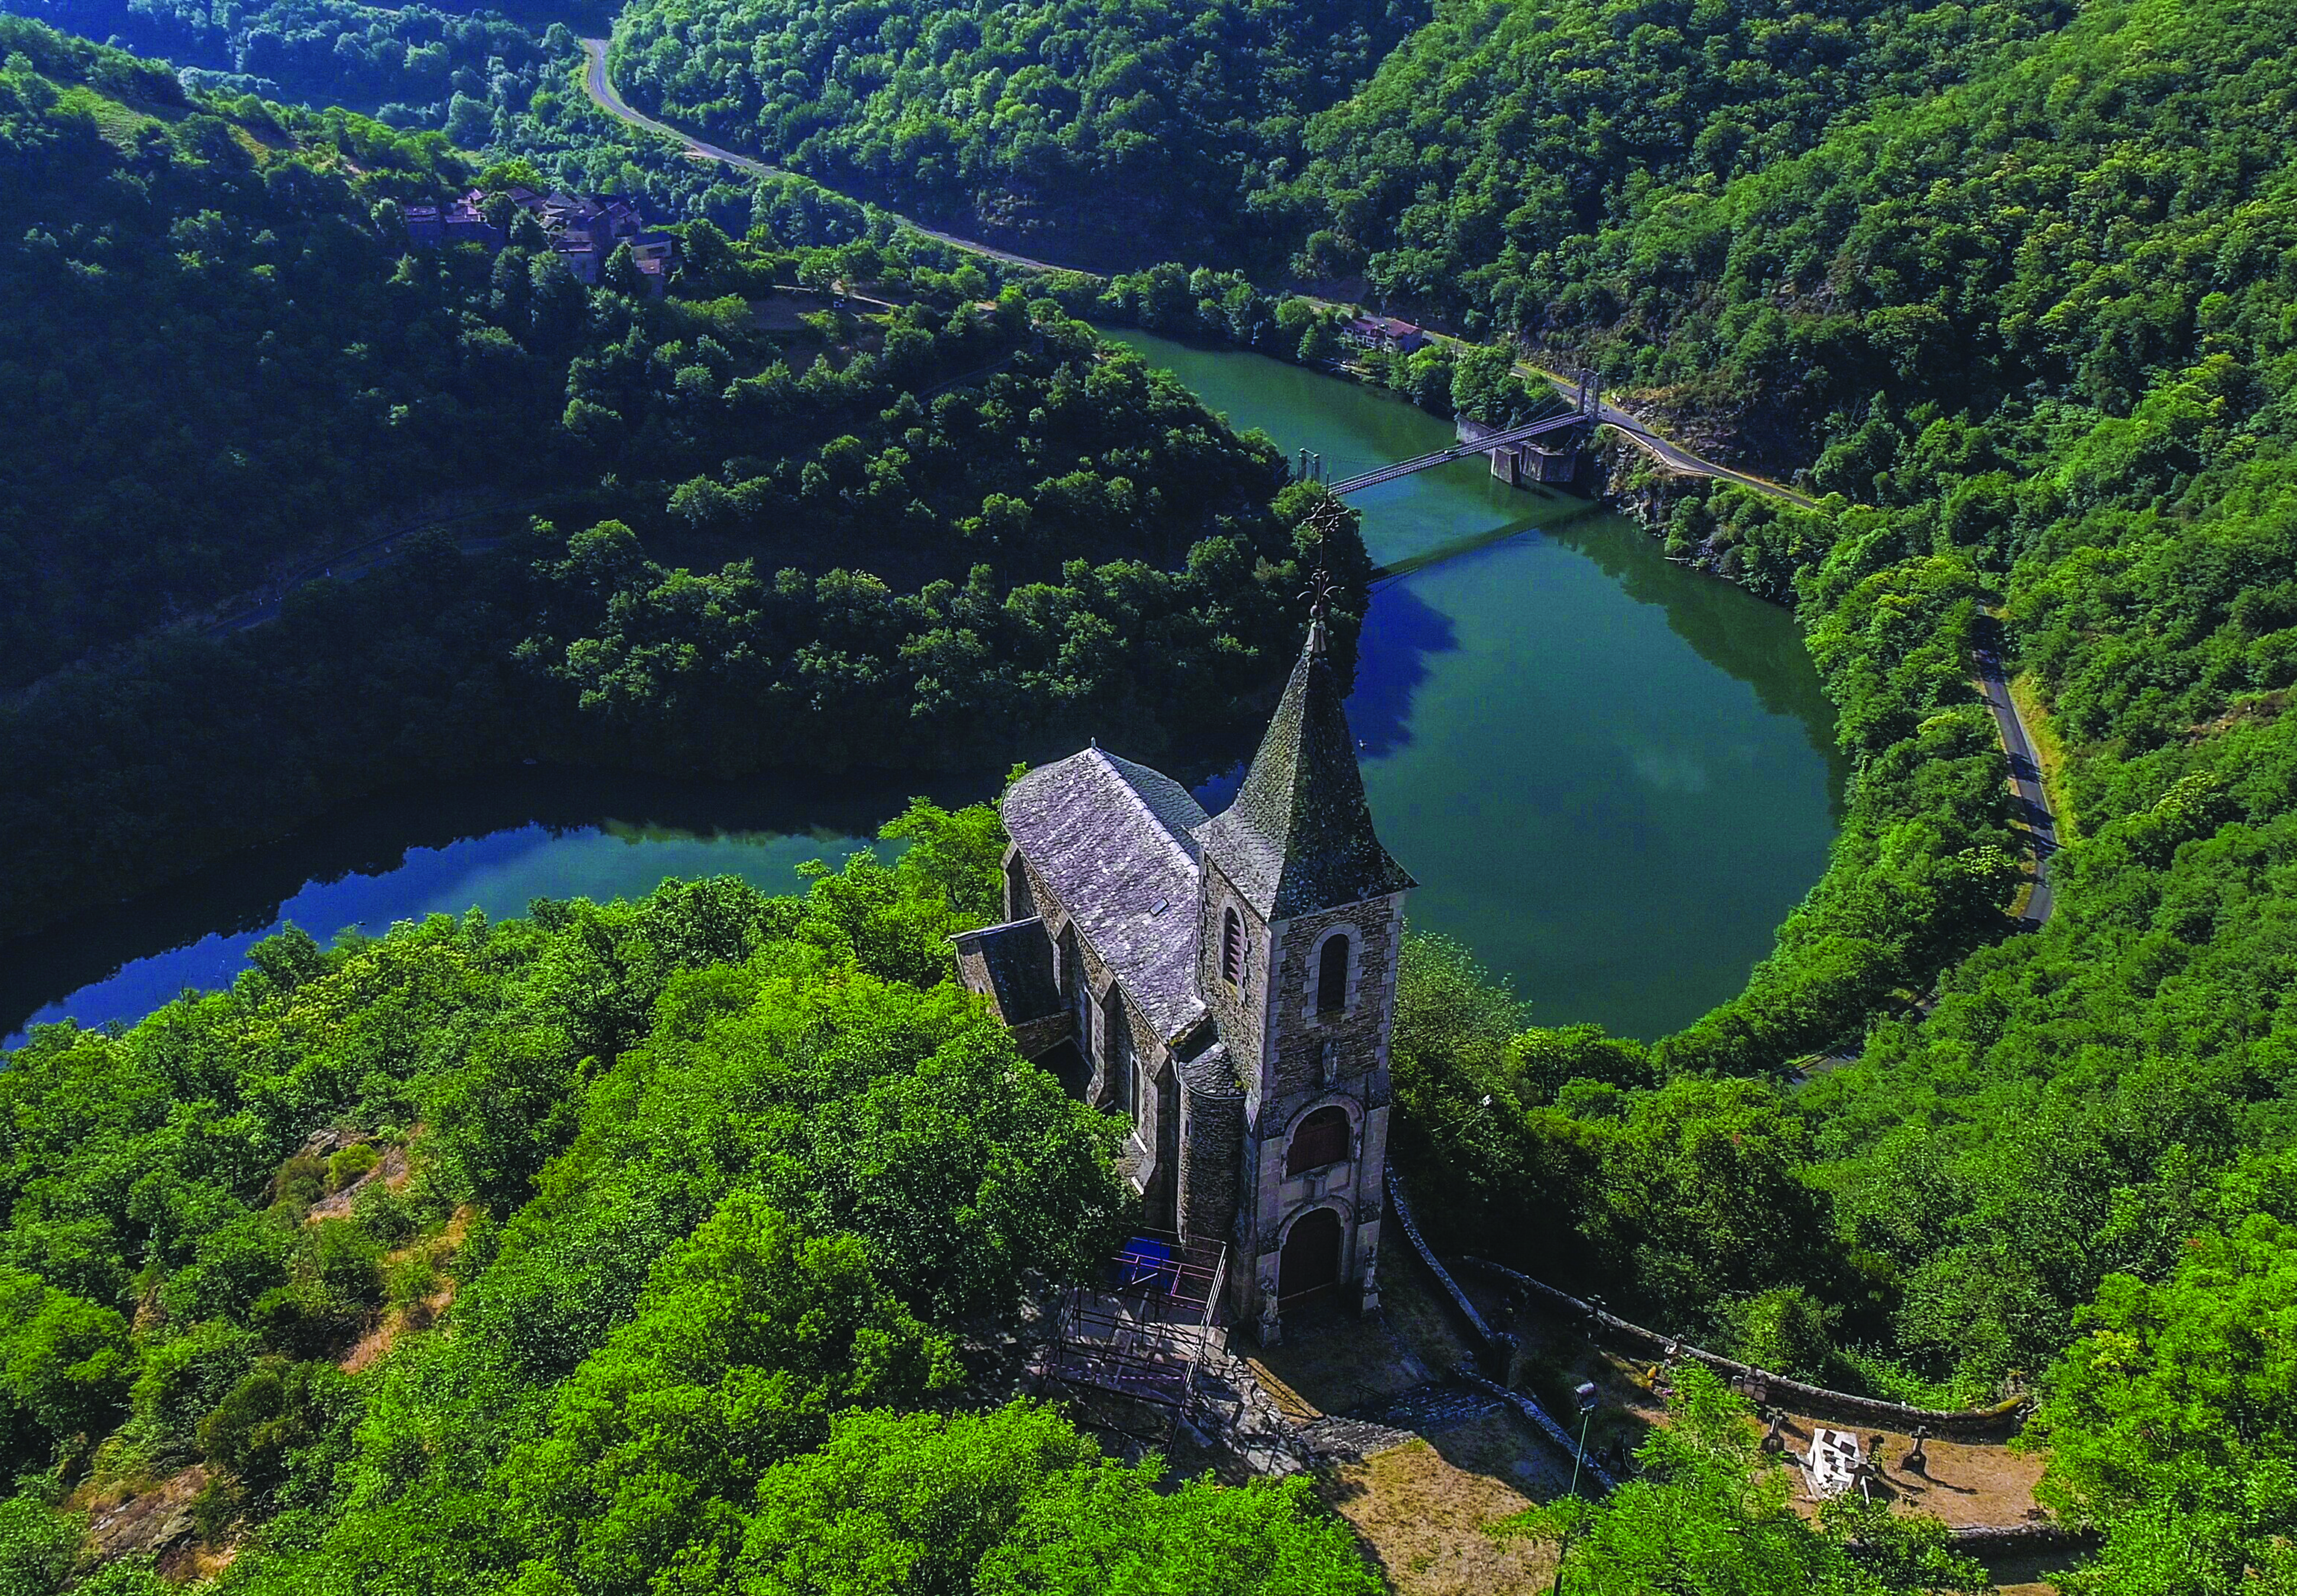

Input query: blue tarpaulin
[1115,1237,1176,1292]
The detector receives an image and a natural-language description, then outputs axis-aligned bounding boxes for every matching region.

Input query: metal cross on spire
[1303,494,1352,540]
[1297,497,1353,643]
[1299,566,1339,621]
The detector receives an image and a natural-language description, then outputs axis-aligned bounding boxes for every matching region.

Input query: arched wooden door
[1277,1207,1344,1308]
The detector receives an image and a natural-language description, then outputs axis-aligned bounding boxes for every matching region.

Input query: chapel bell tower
[1192,615,1414,1343]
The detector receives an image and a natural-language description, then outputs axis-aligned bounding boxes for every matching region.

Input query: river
[0,333,1845,1047]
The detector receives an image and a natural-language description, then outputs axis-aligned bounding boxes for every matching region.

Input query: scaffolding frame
[1040,1230,1231,1419]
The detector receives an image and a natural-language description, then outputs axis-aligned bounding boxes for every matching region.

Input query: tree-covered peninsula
[0,19,1360,938]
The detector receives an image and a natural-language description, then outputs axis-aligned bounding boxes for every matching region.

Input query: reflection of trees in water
[1345,580,1461,760]
[0,765,991,1041]
[1339,492,1848,819]
[1539,510,1848,793]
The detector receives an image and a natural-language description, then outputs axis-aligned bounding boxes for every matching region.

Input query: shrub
[325,1144,380,1193]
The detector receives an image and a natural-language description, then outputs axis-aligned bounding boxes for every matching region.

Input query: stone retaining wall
[1381,1170,1503,1370]
[1384,1171,1614,1491]
[1455,1256,2027,1439]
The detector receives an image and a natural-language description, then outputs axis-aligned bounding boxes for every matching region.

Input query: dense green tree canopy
[0,21,1367,942]
[608,0,1424,262]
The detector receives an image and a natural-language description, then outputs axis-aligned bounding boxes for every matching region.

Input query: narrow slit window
[1317,936,1349,1014]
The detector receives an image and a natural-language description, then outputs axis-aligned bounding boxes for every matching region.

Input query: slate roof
[1174,1037,1241,1101]
[952,916,1063,1026]
[1002,748,1210,1039]
[1195,621,1415,920]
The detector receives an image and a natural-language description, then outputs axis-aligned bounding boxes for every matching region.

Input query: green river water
[1108,329,1846,1036]
[0,333,1845,1046]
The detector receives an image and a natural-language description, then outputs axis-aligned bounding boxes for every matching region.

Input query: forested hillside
[0,20,1358,939]
[2,0,559,118]
[1358,0,2297,1589]
[0,807,1381,1591]
[606,0,1425,264]
[0,0,839,225]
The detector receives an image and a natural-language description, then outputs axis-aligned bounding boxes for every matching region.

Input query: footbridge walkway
[1327,408,1592,496]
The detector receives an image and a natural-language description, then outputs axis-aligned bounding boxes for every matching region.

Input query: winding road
[1567,389,1816,507]
[582,38,1816,507]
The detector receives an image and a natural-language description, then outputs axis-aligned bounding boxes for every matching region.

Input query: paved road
[584,69,1807,505]
[1974,622,2059,926]
[579,41,1081,275]
[1517,365,1817,507]
[1586,397,1817,505]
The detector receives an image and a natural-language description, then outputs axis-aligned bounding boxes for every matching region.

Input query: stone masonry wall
[1179,1085,1244,1239]
[1239,891,1409,1329]
[1015,851,1173,1190]
[1264,898,1400,1102]
[1196,857,1271,1095]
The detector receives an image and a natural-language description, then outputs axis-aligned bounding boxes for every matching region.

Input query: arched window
[1316,935,1349,1015]
[1221,907,1244,988]
[1286,1105,1352,1177]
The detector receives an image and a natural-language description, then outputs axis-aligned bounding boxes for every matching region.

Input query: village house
[405,185,676,293]
[1341,313,1431,355]
[956,618,1413,1344]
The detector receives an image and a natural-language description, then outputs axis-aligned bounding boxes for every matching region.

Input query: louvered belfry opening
[1286,1105,1351,1176]
[1221,907,1244,987]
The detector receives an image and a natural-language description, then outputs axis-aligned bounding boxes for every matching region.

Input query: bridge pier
[1329,407,1595,497]
[1461,416,1585,488]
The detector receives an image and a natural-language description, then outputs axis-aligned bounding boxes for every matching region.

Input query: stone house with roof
[955,619,1413,1343]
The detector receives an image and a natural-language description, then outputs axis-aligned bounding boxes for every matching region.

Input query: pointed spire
[1194,624,1414,919]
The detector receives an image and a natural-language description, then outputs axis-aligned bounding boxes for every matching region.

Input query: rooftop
[1194,621,1414,920]
[1002,747,1211,1039]
[952,916,1063,1030]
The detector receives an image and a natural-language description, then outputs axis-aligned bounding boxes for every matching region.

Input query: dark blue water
[0,771,954,1048]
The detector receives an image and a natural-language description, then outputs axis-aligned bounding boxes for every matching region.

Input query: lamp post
[1566,1378,1599,1498]
[1553,1379,1600,1594]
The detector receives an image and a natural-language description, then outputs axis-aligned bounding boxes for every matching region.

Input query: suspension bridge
[1320,410,1589,495]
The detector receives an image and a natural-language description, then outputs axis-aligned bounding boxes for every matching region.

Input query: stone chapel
[954,617,1414,1343]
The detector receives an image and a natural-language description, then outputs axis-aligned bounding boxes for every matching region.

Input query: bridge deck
[1330,410,1588,495]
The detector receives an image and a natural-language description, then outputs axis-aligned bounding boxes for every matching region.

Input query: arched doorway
[1277,1207,1344,1308]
